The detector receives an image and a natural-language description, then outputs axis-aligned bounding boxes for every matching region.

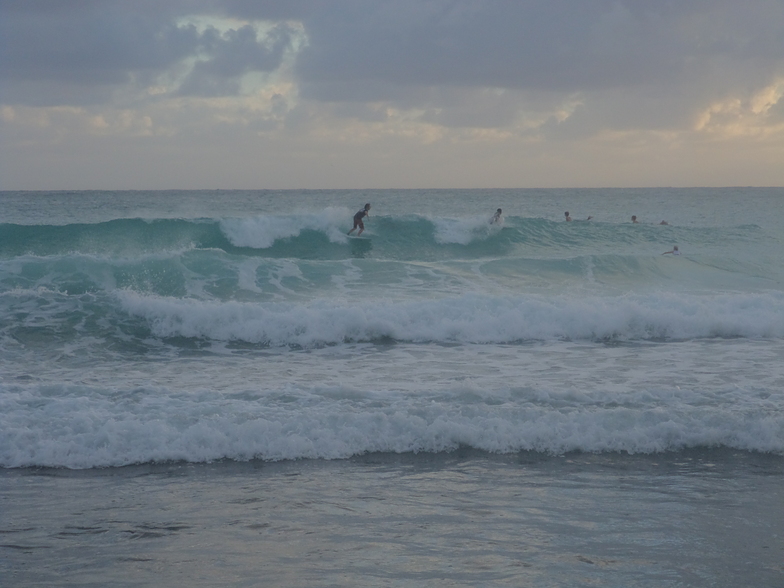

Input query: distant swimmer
[660,220,669,225]
[348,203,371,236]
[565,211,592,221]
[491,208,503,224]
[631,215,639,223]
[662,245,680,255]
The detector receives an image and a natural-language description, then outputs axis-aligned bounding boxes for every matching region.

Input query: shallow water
[2,450,782,587]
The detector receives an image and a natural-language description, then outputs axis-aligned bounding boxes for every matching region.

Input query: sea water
[1,188,783,586]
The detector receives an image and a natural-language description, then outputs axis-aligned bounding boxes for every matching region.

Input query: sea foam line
[117,290,784,346]
[1,383,782,468]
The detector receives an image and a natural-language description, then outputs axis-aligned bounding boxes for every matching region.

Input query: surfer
[348,203,371,236]
[491,208,503,224]
[662,245,680,255]
[565,211,592,221]
[632,215,639,223]
[660,220,669,225]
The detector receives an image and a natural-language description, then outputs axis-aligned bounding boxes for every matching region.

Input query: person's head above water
[565,211,569,217]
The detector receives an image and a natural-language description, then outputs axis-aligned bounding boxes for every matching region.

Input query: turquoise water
[1,188,783,586]
[1,188,784,463]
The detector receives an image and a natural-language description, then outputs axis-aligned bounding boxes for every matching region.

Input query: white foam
[219,208,350,248]
[431,215,499,245]
[117,290,784,347]
[1,381,781,468]
[236,258,265,293]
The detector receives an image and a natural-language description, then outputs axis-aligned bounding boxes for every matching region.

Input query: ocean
[1,188,783,587]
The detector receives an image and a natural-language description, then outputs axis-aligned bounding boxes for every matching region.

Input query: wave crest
[219,208,350,248]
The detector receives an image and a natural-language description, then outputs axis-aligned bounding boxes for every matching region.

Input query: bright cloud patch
[695,79,784,138]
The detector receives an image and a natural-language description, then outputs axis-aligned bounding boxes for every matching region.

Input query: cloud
[176,22,299,97]
[224,0,784,139]
[292,1,671,94]
[0,2,199,84]
[694,78,784,138]
[1,0,783,188]
[3,1,783,117]
[0,0,302,105]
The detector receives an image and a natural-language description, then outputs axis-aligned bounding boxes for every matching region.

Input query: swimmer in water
[660,220,669,225]
[662,245,680,255]
[632,215,639,223]
[565,211,592,221]
[348,203,371,236]
[491,208,503,224]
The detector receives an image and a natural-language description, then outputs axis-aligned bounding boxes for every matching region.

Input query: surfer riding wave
[348,203,371,236]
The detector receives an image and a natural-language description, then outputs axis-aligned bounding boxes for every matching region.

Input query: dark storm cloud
[282,0,784,99]
[2,0,783,125]
[295,1,673,92]
[214,0,318,21]
[215,0,784,133]
[0,0,297,105]
[0,1,199,83]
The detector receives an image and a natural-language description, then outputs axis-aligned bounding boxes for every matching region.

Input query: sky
[1,0,783,189]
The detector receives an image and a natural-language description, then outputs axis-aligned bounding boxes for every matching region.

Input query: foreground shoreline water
[2,448,782,587]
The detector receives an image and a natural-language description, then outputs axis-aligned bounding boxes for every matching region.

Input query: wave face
[1,212,780,346]
[1,188,783,467]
